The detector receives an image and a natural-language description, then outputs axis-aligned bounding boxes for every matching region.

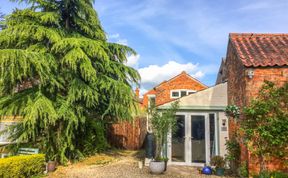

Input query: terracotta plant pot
[149,161,165,174]
[47,161,57,172]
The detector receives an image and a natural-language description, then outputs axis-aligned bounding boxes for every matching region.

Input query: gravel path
[47,151,232,178]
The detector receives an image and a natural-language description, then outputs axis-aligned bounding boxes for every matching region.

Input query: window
[180,91,187,97]
[171,91,180,98]
[170,90,196,99]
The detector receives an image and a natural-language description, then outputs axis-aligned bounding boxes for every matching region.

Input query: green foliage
[0,154,45,178]
[253,171,288,178]
[77,119,110,156]
[225,105,240,119]
[211,155,226,168]
[0,0,140,164]
[149,101,179,160]
[242,81,288,171]
[225,136,241,174]
[225,137,240,162]
[238,162,249,178]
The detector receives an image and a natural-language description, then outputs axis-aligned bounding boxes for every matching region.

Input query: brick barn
[219,33,288,173]
[142,71,207,108]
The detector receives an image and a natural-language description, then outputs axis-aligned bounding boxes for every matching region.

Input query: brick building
[142,71,207,108]
[220,33,288,173]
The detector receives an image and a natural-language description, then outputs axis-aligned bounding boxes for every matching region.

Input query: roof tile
[229,33,288,67]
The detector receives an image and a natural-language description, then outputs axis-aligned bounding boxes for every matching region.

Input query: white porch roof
[158,82,227,110]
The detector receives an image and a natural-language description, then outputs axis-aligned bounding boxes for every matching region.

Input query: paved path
[48,151,232,178]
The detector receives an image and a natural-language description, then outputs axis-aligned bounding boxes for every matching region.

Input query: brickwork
[142,71,207,107]
[225,35,288,174]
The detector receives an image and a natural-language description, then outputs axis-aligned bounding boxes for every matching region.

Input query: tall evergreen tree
[0,0,140,163]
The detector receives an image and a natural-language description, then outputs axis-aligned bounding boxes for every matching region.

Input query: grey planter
[149,161,165,174]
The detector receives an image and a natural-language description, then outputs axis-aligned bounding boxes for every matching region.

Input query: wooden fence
[107,117,147,150]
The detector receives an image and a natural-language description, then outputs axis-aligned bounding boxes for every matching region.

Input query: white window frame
[170,89,196,99]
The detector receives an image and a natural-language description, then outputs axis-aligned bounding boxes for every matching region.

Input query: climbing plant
[241,81,288,172]
[0,0,140,163]
[225,105,240,120]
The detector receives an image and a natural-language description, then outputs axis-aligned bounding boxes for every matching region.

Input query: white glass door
[171,115,186,162]
[168,113,211,166]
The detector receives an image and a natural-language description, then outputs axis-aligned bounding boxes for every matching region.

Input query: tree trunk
[155,135,162,159]
[259,155,266,173]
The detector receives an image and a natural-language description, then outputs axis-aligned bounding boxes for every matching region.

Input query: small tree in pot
[211,155,226,176]
[148,101,179,174]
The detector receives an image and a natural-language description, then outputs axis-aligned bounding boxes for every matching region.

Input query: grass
[81,154,116,166]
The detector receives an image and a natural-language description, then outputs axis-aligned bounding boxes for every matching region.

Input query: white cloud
[126,54,140,68]
[116,39,128,45]
[139,87,147,98]
[107,33,120,39]
[138,61,204,90]
[107,33,128,46]
[192,71,204,78]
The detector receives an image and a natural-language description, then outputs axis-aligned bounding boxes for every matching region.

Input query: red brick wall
[142,90,156,108]
[245,67,288,173]
[226,40,288,174]
[245,67,288,102]
[142,72,207,107]
[226,40,249,164]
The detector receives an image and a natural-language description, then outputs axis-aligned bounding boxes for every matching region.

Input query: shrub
[0,154,45,178]
[210,155,226,168]
[253,171,288,178]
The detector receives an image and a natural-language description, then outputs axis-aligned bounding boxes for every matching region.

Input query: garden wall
[108,117,147,150]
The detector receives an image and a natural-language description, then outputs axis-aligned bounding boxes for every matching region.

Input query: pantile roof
[229,33,288,67]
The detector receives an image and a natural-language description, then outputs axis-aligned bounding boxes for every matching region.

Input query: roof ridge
[230,33,288,38]
[154,71,207,89]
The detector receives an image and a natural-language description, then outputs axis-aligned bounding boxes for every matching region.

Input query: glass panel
[180,91,187,97]
[172,91,179,97]
[172,115,185,162]
[209,114,216,158]
[191,115,206,163]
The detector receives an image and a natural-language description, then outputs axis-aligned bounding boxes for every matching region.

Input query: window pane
[180,91,187,97]
[172,91,179,97]
[209,114,216,157]
[191,115,206,163]
[188,91,195,95]
[172,115,185,162]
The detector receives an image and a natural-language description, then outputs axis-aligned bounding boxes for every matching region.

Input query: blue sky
[2,0,288,94]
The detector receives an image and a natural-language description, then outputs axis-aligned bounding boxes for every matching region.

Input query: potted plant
[46,153,57,172]
[148,101,179,174]
[211,155,226,176]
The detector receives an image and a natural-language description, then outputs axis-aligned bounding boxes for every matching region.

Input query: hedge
[0,154,45,178]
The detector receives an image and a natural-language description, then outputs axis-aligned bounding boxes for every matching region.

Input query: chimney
[135,88,140,98]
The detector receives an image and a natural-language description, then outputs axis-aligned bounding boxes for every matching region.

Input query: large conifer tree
[0,0,140,163]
